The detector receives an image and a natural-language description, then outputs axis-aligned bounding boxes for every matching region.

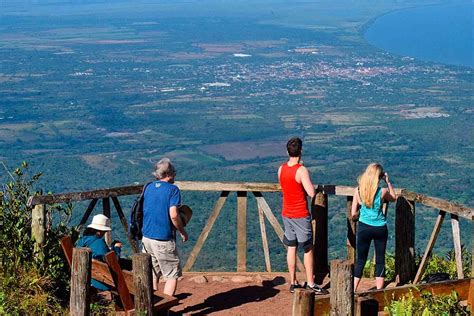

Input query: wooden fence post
[133,253,153,315]
[256,192,272,272]
[183,191,229,272]
[102,198,112,245]
[31,204,46,259]
[413,210,446,284]
[313,191,329,284]
[330,260,354,316]
[450,214,464,279]
[292,288,314,316]
[70,248,92,316]
[395,197,416,284]
[237,191,247,272]
[346,196,356,263]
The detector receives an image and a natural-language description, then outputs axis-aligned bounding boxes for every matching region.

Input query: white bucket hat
[87,214,112,231]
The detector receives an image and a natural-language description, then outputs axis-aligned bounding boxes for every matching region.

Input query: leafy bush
[385,290,470,315]
[0,162,74,313]
[421,246,472,280]
[362,252,396,281]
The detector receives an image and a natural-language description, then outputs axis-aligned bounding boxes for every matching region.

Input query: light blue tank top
[359,187,386,226]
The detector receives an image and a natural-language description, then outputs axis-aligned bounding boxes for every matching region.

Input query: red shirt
[279,163,309,218]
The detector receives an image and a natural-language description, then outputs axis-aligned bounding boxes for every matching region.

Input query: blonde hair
[358,163,383,208]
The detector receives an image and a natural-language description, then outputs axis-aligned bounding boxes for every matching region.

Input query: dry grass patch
[201,140,285,161]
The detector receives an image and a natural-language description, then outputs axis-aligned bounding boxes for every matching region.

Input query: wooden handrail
[31,181,473,280]
[27,181,472,219]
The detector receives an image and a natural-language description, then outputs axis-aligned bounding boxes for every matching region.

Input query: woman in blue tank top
[351,163,396,291]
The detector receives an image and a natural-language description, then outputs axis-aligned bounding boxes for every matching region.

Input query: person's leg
[293,216,314,286]
[303,246,314,286]
[354,223,372,291]
[163,278,178,296]
[287,246,297,285]
[283,217,298,285]
[159,239,182,296]
[373,225,388,289]
[142,237,162,290]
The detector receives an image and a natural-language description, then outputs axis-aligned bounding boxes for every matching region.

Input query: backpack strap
[140,182,152,199]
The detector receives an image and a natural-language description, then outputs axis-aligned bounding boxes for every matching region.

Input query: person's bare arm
[170,206,188,242]
[351,187,360,219]
[382,172,396,202]
[298,166,315,198]
[277,165,282,180]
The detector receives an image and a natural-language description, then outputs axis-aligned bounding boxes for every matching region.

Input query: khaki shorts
[142,237,182,281]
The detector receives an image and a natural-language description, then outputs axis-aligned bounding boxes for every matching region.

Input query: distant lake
[365,4,473,68]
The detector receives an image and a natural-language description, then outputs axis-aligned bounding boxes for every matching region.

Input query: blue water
[365,4,473,68]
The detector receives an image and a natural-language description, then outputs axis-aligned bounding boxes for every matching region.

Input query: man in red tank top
[278,137,324,294]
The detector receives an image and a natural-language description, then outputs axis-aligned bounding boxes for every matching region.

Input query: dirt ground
[168,272,378,315]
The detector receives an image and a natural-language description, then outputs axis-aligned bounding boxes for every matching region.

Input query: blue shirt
[359,187,386,226]
[142,180,181,240]
[76,235,121,291]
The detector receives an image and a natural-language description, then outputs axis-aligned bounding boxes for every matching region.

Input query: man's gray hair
[152,158,176,179]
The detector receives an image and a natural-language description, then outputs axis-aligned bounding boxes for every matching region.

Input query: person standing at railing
[141,158,189,296]
[278,137,326,294]
[351,163,396,291]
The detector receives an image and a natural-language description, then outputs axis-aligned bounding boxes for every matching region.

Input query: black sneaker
[289,283,302,293]
[305,283,328,295]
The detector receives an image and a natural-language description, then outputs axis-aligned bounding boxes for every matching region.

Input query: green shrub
[421,246,472,280]
[384,290,470,315]
[0,162,74,313]
[361,252,396,281]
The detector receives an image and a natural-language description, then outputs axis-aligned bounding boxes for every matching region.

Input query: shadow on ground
[171,280,280,315]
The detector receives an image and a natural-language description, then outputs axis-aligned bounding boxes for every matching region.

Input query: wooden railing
[28,181,473,285]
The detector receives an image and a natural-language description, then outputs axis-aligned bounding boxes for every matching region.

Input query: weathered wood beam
[292,288,314,316]
[76,199,98,231]
[104,251,134,311]
[315,278,472,315]
[356,278,472,312]
[400,189,473,220]
[253,191,305,272]
[26,183,390,205]
[237,191,247,272]
[346,196,356,264]
[413,210,446,284]
[330,260,354,316]
[27,182,473,220]
[395,197,416,285]
[31,204,46,259]
[102,198,111,246]
[257,197,272,272]
[111,197,139,254]
[183,191,229,272]
[313,191,329,284]
[70,248,92,316]
[451,214,464,279]
[133,253,153,315]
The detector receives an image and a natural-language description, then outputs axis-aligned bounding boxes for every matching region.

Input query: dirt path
[168,273,378,315]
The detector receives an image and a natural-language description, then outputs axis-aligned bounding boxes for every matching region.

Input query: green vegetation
[421,247,472,279]
[361,248,471,282]
[384,290,470,315]
[0,163,72,314]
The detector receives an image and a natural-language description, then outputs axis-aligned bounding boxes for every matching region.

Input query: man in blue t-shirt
[142,158,188,296]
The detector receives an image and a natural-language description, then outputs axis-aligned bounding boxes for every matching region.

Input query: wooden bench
[61,236,179,314]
